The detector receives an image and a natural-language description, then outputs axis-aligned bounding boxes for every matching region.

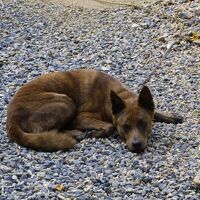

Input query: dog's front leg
[71,112,114,138]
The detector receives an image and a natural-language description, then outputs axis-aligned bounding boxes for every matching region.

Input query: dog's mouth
[130,148,145,154]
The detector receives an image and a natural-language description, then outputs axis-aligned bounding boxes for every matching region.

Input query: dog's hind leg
[7,93,79,151]
[154,111,183,124]
[23,93,76,133]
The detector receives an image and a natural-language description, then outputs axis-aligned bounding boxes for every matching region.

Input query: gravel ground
[0,0,200,199]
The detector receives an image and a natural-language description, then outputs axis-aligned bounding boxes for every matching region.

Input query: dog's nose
[132,140,142,152]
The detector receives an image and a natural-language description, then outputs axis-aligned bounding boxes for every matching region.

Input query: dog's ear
[138,86,155,111]
[110,91,126,115]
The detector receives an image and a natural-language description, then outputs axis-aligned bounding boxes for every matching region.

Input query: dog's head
[110,86,155,153]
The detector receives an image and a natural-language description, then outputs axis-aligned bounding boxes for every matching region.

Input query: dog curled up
[6,69,183,153]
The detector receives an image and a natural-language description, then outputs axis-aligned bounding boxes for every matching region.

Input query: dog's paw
[67,130,87,141]
[90,126,114,138]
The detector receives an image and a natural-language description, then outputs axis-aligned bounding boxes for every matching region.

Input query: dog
[6,69,183,153]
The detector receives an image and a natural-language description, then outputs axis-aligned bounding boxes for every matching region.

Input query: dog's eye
[123,124,131,132]
[137,120,147,132]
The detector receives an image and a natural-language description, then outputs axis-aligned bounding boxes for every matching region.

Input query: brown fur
[6,69,183,153]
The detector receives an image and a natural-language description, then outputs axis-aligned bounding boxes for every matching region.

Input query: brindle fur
[6,69,183,153]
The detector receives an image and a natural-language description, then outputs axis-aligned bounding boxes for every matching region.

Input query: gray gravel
[0,0,200,199]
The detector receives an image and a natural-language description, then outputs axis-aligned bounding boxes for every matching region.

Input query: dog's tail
[6,121,77,152]
[154,111,183,124]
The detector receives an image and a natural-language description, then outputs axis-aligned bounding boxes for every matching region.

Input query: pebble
[193,170,200,187]
[0,0,200,199]
[179,11,190,19]
[195,7,200,15]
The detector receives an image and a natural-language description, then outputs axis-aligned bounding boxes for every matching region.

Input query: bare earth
[42,0,159,9]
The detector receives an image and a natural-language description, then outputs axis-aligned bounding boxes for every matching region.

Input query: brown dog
[6,69,183,153]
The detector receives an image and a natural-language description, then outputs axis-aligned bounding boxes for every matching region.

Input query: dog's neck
[115,87,138,105]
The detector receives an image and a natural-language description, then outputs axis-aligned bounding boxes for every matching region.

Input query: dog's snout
[132,140,142,152]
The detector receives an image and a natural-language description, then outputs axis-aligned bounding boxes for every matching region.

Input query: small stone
[158,183,167,190]
[193,170,200,187]
[158,36,167,43]
[101,66,110,71]
[12,175,18,181]
[125,186,135,192]
[1,165,12,173]
[179,12,189,19]
[131,23,140,28]
[195,8,200,16]
[193,40,200,45]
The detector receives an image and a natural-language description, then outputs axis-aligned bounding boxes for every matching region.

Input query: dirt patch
[42,0,159,9]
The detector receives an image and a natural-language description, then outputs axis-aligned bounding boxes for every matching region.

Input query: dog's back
[7,69,128,121]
